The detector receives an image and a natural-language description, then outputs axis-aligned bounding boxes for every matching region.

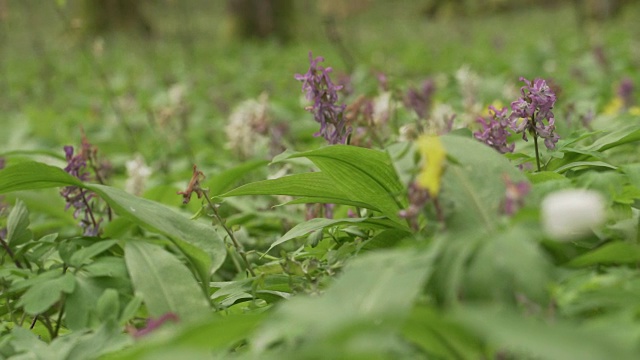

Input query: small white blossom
[541,189,606,241]
[225,93,270,159]
[125,154,152,196]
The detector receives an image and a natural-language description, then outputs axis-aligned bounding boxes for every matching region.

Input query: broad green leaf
[90,184,225,279]
[582,124,640,152]
[69,239,118,268]
[17,272,76,315]
[223,172,372,208]
[289,145,407,225]
[207,159,269,196]
[0,162,226,278]
[621,163,640,189]
[454,305,638,360]
[465,226,552,303]
[6,199,32,246]
[566,242,640,267]
[252,248,436,351]
[554,161,618,173]
[402,306,484,359]
[104,314,265,360]
[96,289,120,323]
[124,241,210,322]
[266,216,398,252]
[65,274,105,330]
[440,135,526,233]
[0,161,83,192]
[527,171,567,183]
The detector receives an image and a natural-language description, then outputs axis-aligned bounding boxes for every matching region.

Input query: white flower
[541,189,606,241]
[125,154,152,196]
[225,93,270,159]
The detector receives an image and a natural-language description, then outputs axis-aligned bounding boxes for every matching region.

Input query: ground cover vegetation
[1,0,640,358]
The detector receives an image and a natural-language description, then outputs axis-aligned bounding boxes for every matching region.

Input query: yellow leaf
[416,135,446,195]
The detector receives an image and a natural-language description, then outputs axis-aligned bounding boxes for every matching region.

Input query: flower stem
[533,134,541,172]
[202,192,256,277]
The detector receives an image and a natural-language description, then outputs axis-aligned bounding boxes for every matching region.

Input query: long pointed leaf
[0,162,225,279]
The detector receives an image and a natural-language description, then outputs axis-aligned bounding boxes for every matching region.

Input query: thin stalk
[203,193,255,277]
[0,236,23,268]
[533,134,541,172]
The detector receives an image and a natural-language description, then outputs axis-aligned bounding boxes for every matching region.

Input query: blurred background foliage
[0,0,638,168]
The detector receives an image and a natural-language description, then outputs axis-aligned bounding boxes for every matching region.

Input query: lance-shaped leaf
[0,161,225,279]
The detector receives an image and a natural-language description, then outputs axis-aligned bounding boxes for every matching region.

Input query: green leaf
[0,162,226,279]
[582,124,640,152]
[527,171,567,183]
[253,248,436,350]
[89,184,225,279]
[0,161,83,193]
[267,217,398,253]
[96,289,120,323]
[566,242,640,267]
[6,199,33,246]
[440,135,526,233]
[402,306,484,359]
[124,241,210,322]
[223,172,372,209]
[69,239,118,268]
[290,145,407,225]
[554,161,618,173]
[621,163,640,189]
[104,314,265,360]
[17,272,76,315]
[454,305,638,360]
[207,159,269,196]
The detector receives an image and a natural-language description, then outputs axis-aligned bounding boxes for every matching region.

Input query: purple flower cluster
[617,77,634,109]
[399,182,431,230]
[502,174,531,216]
[60,146,101,236]
[510,77,560,150]
[474,77,560,155]
[295,52,350,145]
[474,106,515,154]
[405,79,436,120]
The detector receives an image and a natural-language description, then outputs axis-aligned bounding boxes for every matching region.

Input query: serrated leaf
[124,241,210,322]
[17,272,76,315]
[6,199,33,246]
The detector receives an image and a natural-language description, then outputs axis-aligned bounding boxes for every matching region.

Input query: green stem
[533,134,541,172]
[203,193,255,277]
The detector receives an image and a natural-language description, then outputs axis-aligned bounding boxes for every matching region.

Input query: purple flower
[474,106,515,154]
[129,313,179,338]
[502,174,530,216]
[399,182,431,231]
[60,146,101,236]
[509,77,559,150]
[294,52,350,145]
[405,79,436,120]
[617,77,634,109]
